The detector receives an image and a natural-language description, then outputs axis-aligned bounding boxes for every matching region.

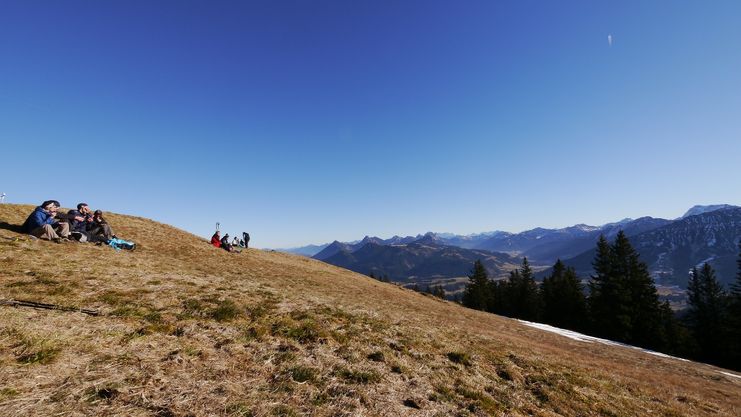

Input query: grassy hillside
[0,204,739,417]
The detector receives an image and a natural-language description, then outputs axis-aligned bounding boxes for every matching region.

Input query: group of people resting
[210,231,250,252]
[22,200,115,244]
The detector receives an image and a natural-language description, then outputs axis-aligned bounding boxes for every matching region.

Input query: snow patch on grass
[517,320,691,362]
[720,371,741,380]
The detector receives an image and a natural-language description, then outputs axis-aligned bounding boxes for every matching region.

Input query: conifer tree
[542,259,566,320]
[729,242,741,322]
[686,263,726,362]
[731,242,741,368]
[657,300,688,356]
[612,231,662,349]
[490,279,508,315]
[687,266,702,309]
[462,260,491,311]
[519,257,541,320]
[588,232,663,349]
[588,235,630,341]
[498,269,520,316]
[432,285,446,299]
[542,259,587,331]
[507,258,540,321]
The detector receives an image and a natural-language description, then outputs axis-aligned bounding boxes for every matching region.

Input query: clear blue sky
[2,1,740,248]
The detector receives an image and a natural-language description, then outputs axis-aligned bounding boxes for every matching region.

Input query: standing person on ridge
[243,232,250,249]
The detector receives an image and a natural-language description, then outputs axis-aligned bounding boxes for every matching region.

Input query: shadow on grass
[0,222,25,234]
[0,222,26,240]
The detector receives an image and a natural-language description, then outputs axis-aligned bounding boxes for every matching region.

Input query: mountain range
[278,204,741,289]
[561,206,741,288]
[322,236,520,282]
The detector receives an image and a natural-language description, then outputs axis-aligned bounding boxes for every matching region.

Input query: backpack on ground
[108,237,136,251]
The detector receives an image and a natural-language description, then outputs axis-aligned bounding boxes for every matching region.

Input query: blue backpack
[108,237,136,251]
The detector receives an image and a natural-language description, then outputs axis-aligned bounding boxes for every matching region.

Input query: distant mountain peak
[571,224,601,232]
[682,204,737,219]
[602,218,633,227]
[414,232,444,245]
[359,236,384,246]
[312,240,352,260]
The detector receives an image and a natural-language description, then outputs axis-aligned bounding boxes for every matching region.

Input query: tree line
[462,231,741,371]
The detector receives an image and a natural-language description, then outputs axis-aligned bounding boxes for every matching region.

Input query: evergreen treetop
[462,260,491,311]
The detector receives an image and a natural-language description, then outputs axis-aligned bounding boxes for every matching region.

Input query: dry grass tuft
[2,327,62,365]
[447,351,473,366]
[0,203,739,416]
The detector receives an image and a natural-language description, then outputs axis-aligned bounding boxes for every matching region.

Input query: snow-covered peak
[681,204,737,219]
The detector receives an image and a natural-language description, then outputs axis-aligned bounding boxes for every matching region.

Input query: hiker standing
[243,232,250,249]
[22,200,70,242]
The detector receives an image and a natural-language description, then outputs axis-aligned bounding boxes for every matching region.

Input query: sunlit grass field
[1,204,739,416]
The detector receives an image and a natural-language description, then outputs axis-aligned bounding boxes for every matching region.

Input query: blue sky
[2,1,740,248]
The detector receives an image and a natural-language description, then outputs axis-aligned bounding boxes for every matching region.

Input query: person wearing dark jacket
[88,210,114,241]
[22,200,70,242]
[220,234,234,252]
[67,203,94,241]
[242,232,250,249]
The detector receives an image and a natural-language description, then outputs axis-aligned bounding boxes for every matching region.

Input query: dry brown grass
[0,203,739,417]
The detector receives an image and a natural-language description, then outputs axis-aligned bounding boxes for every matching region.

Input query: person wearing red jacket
[210,231,221,248]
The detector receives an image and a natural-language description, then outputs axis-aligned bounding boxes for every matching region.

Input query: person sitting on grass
[88,210,115,242]
[220,233,236,252]
[67,202,94,242]
[22,200,70,243]
[211,231,221,248]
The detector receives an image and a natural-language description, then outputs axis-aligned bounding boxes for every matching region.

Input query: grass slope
[0,204,739,417]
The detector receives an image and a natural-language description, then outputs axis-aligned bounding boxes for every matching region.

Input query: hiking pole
[0,298,101,316]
